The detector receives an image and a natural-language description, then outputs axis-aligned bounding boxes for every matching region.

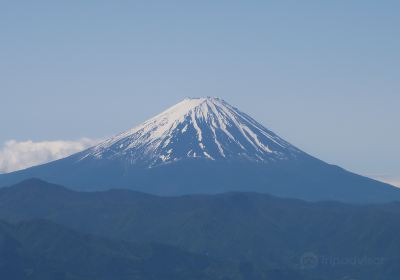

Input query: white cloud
[0,138,100,173]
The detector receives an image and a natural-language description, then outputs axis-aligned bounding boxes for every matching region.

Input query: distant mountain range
[0,97,399,203]
[1,179,400,279]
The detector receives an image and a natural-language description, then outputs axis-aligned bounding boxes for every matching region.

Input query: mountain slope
[0,218,259,280]
[1,179,400,279]
[0,97,399,203]
[79,97,303,166]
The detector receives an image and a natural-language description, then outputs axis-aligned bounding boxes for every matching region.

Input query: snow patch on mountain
[78,97,303,167]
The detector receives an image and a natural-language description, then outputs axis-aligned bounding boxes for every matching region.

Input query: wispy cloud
[371,175,400,188]
[0,139,99,173]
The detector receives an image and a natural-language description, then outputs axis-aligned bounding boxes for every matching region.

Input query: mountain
[0,218,258,280]
[0,97,399,203]
[79,97,303,166]
[1,179,400,280]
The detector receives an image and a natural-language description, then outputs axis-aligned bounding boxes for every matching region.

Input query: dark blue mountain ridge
[0,97,398,203]
[2,178,400,280]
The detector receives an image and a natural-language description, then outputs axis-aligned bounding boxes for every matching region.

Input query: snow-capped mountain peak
[79,97,303,167]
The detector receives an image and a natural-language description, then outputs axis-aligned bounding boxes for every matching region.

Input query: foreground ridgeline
[1,179,400,279]
[0,97,399,203]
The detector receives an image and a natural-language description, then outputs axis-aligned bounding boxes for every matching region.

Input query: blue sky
[1,1,399,184]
